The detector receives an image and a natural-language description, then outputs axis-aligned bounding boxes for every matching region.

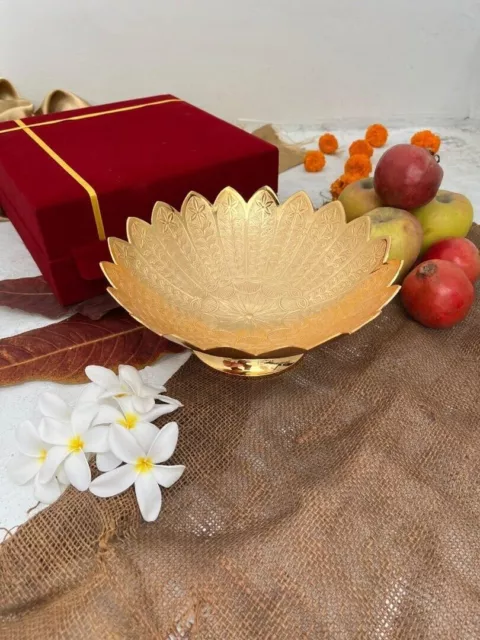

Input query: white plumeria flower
[94,397,177,472]
[90,422,184,522]
[38,393,109,491]
[140,351,191,388]
[84,364,181,414]
[7,420,66,504]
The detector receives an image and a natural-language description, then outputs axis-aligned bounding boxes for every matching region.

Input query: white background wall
[2,0,480,122]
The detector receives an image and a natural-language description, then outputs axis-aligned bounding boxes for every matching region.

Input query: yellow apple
[338,177,383,222]
[366,207,423,281]
[412,190,473,253]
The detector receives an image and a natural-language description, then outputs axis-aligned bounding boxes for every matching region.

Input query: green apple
[412,190,473,253]
[338,177,383,222]
[366,207,423,281]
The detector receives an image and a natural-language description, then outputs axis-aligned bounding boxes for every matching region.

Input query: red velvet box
[0,95,278,304]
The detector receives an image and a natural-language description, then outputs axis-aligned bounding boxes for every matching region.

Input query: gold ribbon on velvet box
[0,98,183,240]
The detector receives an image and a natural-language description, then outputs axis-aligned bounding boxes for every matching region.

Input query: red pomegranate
[401,259,474,328]
[374,144,443,210]
[422,238,480,283]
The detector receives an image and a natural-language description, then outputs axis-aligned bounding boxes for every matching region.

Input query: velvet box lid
[0,94,279,305]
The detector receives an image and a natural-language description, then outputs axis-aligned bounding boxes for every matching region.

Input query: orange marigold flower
[344,171,365,184]
[319,133,338,154]
[330,176,346,199]
[365,124,388,148]
[304,150,326,172]
[330,173,361,199]
[349,139,373,158]
[410,130,441,154]
[344,154,372,177]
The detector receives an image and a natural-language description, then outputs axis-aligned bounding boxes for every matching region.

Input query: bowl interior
[102,188,400,356]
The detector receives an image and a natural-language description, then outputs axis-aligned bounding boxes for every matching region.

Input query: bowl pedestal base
[193,352,304,377]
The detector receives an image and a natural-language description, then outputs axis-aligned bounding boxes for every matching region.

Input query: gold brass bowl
[102,187,401,377]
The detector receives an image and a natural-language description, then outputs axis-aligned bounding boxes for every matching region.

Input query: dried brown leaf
[0,276,118,320]
[0,309,181,385]
[0,276,67,319]
[73,294,119,320]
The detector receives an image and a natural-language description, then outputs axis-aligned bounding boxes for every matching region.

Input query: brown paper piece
[252,123,306,173]
[1,226,479,639]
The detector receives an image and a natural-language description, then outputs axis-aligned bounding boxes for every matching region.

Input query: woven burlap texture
[1,226,480,639]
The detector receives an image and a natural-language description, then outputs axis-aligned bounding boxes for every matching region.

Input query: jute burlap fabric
[1,227,480,639]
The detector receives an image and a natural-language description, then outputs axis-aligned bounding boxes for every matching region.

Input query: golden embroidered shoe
[0,78,33,122]
[0,99,34,122]
[36,89,90,114]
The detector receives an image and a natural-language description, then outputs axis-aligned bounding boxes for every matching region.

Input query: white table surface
[1,122,479,537]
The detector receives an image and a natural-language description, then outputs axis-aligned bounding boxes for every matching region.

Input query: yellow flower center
[38,448,47,463]
[117,412,139,430]
[135,457,153,474]
[68,435,85,454]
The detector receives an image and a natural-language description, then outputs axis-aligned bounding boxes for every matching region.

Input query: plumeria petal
[77,383,104,404]
[39,446,69,483]
[34,475,62,504]
[147,422,179,463]
[38,392,71,422]
[15,420,44,457]
[90,463,136,497]
[157,395,183,408]
[83,426,110,453]
[109,424,144,463]
[98,388,124,400]
[135,473,162,521]
[114,395,138,416]
[56,464,69,486]
[139,382,166,399]
[133,422,160,452]
[152,464,185,488]
[142,351,190,387]
[64,452,91,491]
[71,402,99,434]
[8,453,41,485]
[132,396,155,414]
[85,365,120,389]
[94,404,123,426]
[142,403,179,423]
[139,375,166,394]
[118,365,144,395]
[39,417,70,445]
[96,451,122,472]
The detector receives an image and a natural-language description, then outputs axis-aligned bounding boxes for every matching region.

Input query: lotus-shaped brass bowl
[102,187,401,376]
